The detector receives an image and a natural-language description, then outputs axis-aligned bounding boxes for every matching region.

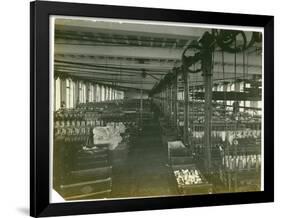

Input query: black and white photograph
[51,16,263,202]
[0,0,279,217]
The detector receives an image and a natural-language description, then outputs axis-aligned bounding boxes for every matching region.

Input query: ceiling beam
[55,68,162,81]
[55,60,170,73]
[55,19,205,41]
[55,44,182,60]
[55,43,262,68]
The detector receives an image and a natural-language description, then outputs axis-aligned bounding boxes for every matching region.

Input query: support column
[174,73,178,127]
[93,84,96,102]
[140,84,143,127]
[183,72,189,146]
[169,84,173,123]
[165,85,169,116]
[161,90,163,113]
[86,82,89,103]
[97,84,101,102]
[202,48,214,174]
[223,82,228,107]
[203,72,212,172]
[60,78,66,108]
[108,86,111,101]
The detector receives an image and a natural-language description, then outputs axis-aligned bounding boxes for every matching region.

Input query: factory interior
[52,18,262,201]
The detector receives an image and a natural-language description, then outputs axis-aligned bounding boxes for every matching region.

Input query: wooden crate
[70,166,112,182]
[168,141,194,165]
[172,164,213,195]
[75,159,109,170]
[60,177,112,200]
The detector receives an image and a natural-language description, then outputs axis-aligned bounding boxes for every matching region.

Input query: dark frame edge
[30,1,35,217]
[30,1,51,217]
[29,1,274,217]
[263,15,274,202]
[32,0,272,27]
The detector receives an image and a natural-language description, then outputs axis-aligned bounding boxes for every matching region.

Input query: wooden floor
[111,118,178,198]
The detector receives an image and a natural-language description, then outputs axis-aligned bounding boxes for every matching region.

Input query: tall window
[113,89,116,100]
[82,83,86,103]
[108,87,111,100]
[55,77,61,111]
[101,85,105,101]
[72,81,76,107]
[65,78,74,108]
[66,79,70,108]
[96,84,100,102]
[79,82,83,103]
[69,79,74,108]
[89,84,94,102]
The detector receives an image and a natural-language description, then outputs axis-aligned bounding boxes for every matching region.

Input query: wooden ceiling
[54,18,262,92]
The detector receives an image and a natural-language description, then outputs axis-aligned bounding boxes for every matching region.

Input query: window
[104,86,108,101]
[55,77,61,111]
[70,80,74,108]
[95,84,99,102]
[101,85,105,101]
[82,83,86,103]
[230,83,235,91]
[66,79,70,108]
[65,78,74,108]
[89,84,94,102]
[79,82,83,103]
[108,87,112,100]
[113,88,115,100]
